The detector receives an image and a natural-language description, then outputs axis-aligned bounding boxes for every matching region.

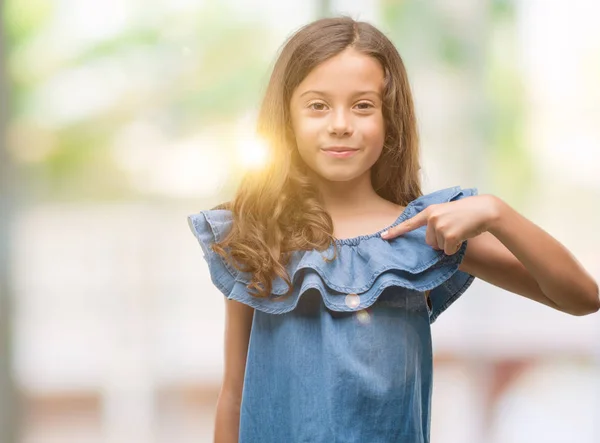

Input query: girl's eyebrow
[299,90,381,99]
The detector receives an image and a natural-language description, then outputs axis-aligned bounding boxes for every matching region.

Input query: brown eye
[309,102,327,111]
[355,102,373,110]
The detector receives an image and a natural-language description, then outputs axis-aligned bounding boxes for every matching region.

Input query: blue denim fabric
[188,186,477,442]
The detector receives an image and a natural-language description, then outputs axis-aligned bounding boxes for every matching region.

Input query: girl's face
[289,48,386,183]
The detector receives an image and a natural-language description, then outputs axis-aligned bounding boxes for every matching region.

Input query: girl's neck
[313,171,392,217]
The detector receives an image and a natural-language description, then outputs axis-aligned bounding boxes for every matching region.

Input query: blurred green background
[1,0,599,442]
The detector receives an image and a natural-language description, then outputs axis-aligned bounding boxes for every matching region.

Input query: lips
[322,146,359,152]
[320,147,359,159]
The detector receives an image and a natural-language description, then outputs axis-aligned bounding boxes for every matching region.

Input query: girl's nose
[327,109,354,136]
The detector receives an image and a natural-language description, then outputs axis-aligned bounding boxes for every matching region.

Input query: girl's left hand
[380,194,500,255]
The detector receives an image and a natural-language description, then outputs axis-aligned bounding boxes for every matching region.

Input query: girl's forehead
[294,49,384,97]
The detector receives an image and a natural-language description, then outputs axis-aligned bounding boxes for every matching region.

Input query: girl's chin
[315,168,367,183]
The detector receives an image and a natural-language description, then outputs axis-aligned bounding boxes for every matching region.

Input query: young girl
[187,17,599,443]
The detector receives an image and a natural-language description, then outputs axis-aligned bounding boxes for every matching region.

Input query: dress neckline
[334,201,415,246]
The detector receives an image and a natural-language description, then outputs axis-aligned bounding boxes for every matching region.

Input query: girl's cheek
[297,118,325,137]
[360,116,385,138]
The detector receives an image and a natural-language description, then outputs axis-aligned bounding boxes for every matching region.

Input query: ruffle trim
[187,186,477,318]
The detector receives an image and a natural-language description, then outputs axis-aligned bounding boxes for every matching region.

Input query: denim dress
[188,186,478,443]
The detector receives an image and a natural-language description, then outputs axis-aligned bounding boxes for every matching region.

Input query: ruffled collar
[188,186,477,319]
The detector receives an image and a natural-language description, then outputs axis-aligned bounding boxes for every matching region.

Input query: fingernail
[380,230,389,238]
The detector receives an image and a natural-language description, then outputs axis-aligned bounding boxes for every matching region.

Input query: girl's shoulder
[191,186,478,230]
[409,185,478,212]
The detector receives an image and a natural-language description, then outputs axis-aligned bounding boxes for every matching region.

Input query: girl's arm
[214,298,254,443]
[460,196,599,316]
[382,194,599,316]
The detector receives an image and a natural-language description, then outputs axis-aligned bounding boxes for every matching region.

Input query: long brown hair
[212,16,422,298]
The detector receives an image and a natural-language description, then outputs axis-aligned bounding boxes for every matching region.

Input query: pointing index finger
[381,211,428,240]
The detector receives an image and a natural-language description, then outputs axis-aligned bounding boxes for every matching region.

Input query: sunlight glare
[236,134,270,170]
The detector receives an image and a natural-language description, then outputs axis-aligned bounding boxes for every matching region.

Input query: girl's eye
[309,102,327,111]
[355,102,374,110]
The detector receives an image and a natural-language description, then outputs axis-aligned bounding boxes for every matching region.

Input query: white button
[345,293,360,309]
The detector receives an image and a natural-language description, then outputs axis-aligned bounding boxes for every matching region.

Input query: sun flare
[236,135,270,170]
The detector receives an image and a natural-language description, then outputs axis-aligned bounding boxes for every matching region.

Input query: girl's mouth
[320,147,359,158]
